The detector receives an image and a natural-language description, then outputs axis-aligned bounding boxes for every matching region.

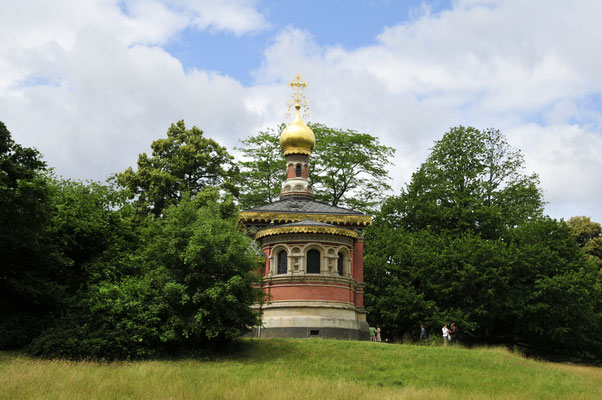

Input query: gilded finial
[286,73,310,120]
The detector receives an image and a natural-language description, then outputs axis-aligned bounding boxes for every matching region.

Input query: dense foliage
[3,119,602,362]
[365,126,602,361]
[30,195,263,359]
[1,121,262,359]
[567,216,602,276]
[236,125,287,208]
[0,122,53,347]
[237,123,394,212]
[114,120,239,216]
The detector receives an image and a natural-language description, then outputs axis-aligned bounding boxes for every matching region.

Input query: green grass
[1,339,600,399]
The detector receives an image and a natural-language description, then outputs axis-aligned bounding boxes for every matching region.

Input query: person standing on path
[376,325,382,342]
[369,326,376,341]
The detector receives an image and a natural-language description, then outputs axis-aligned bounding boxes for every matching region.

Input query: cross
[289,73,307,104]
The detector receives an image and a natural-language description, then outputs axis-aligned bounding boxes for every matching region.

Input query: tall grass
[1,339,600,399]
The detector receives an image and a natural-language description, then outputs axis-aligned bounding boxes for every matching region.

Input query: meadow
[1,339,600,400]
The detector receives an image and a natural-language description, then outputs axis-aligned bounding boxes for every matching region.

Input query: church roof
[243,197,365,215]
[254,218,359,240]
[280,219,339,227]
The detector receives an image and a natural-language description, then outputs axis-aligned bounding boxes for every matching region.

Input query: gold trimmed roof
[255,224,359,240]
[240,211,372,227]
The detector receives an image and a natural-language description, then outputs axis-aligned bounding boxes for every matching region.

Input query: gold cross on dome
[286,73,310,119]
[289,73,307,103]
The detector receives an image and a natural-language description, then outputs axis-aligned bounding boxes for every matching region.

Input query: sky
[1,0,601,221]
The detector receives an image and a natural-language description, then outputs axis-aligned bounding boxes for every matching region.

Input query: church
[240,75,371,340]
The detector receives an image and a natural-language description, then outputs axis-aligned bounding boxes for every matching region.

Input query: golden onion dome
[280,102,315,156]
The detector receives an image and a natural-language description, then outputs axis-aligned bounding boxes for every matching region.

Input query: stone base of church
[251,300,370,340]
[253,326,369,340]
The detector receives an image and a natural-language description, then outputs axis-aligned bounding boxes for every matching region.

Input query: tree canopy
[0,122,53,347]
[2,121,264,359]
[30,194,263,359]
[567,216,602,275]
[365,126,602,361]
[387,126,543,238]
[236,125,286,208]
[309,123,395,213]
[114,120,239,216]
[237,123,394,213]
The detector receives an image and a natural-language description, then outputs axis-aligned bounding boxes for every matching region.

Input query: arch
[337,251,344,276]
[306,249,321,274]
[295,163,302,177]
[336,246,351,276]
[269,244,289,275]
[277,249,288,275]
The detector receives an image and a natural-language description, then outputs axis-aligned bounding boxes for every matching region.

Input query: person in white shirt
[442,324,450,343]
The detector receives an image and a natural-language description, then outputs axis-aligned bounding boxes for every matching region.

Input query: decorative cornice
[261,234,354,246]
[264,275,358,285]
[255,225,359,240]
[283,147,312,156]
[240,211,372,226]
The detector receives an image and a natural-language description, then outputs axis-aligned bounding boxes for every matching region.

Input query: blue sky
[165,0,453,85]
[1,0,601,222]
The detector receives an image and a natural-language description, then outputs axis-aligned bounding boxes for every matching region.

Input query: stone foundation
[252,300,370,340]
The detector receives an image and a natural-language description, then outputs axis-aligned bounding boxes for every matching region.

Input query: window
[337,252,344,276]
[295,164,302,177]
[307,249,321,273]
[277,250,288,274]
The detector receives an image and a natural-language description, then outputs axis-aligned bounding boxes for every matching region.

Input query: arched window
[295,164,302,177]
[307,249,321,273]
[277,250,288,274]
[337,252,344,276]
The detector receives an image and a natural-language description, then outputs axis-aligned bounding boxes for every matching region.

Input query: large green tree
[365,126,602,361]
[114,120,239,216]
[237,123,394,213]
[389,126,543,238]
[0,122,53,348]
[30,193,264,359]
[310,124,395,213]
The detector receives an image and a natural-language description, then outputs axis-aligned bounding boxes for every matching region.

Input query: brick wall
[266,282,356,303]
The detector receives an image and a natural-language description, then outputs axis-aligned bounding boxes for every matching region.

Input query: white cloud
[173,0,268,35]
[250,1,602,221]
[0,0,265,180]
[1,0,601,222]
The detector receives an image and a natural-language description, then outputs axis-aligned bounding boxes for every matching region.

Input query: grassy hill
[1,339,600,399]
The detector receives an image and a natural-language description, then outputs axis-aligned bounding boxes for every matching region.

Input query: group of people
[441,323,457,344]
[369,323,458,343]
[420,323,458,344]
[369,325,381,342]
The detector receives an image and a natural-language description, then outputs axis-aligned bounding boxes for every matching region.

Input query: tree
[0,121,53,348]
[236,126,286,209]
[365,126,602,361]
[30,194,264,359]
[114,120,239,216]
[309,124,395,213]
[567,216,602,261]
[237,123,395,212]
[386,126,543,238]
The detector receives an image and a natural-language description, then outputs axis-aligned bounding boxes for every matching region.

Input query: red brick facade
[264,281,358,303]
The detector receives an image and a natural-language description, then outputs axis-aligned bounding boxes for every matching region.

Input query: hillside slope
[1,339,600,399]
